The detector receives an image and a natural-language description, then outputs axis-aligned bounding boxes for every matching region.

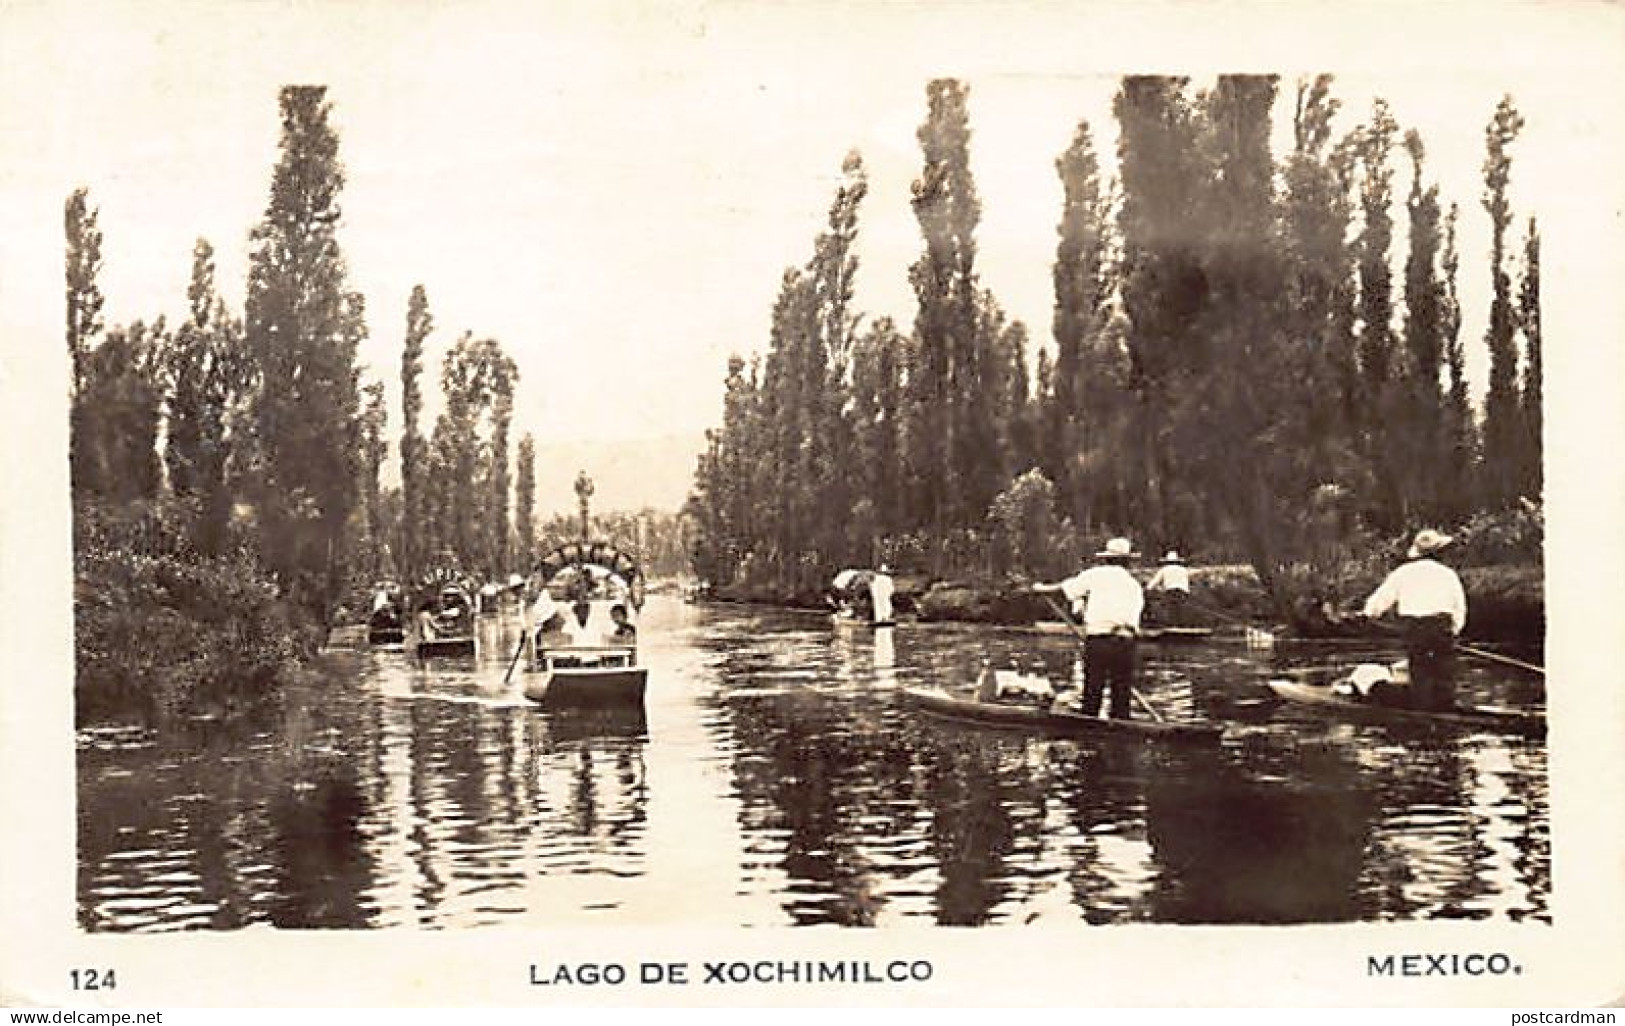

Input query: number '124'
[71,968,116,990]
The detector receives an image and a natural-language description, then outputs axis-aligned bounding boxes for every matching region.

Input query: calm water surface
[77,598,1548,930]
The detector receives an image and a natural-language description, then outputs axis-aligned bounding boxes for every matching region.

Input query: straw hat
[1407,529,1454,559]
[1160,550,1185,564]
[1095,537,1140,559]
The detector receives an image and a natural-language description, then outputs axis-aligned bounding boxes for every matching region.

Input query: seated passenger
[608,603,637,642]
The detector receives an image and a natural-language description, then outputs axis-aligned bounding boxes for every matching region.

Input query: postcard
[2,0,1622,1009]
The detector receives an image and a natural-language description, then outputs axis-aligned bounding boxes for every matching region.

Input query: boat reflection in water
[76,599,1547,930]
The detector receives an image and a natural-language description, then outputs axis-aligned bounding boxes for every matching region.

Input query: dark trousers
[1404,614,1458,711]
[1083,634,1136,719]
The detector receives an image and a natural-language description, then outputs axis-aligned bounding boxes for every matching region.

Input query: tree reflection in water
[76,602,1547,930]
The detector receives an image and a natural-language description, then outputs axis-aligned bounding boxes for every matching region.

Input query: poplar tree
[65,188,105,401]
[850,318,906,537]
[487,357,517,573]
[1049,120,1113,525]
[515,433,536,569]
[244,85,367,619]
[359,380,388,575]
[1178,74,1290,588]
[1439,204,1476,519]
[1114,75,1205,540]
[399,285,432,580]
[1353,100,1400,525]
[807,152,868,562]
[1399,130,1447,520]
[161,238,253,553]
[74,321,167,503]
[1479,95,1526,509]
[908,78,984,531]
[1517,216,1542,498]
[1280,76,1360,496]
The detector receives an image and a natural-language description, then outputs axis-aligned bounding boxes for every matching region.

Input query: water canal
[77,597,1549,930]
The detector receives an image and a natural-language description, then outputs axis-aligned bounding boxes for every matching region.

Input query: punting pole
[1037,592,1166,723]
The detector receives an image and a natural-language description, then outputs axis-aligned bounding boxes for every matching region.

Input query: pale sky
[1,1,1618,506]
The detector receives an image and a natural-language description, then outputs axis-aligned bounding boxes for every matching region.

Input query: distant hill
[530,433,704,516]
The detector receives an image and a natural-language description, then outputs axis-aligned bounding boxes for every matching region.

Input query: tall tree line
[70,86,367,624]
[688,76,1544,619]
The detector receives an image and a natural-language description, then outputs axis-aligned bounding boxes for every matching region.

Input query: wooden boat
[522,540,650,710]
[1030,620,1075,635]
[833,612,895,630]
[1029,622,1214,641]
[1265,679,1545,737]
[524,646,648,709]
[901,686,1222,744]
[367,625,406,647]
[1140,626,1216,642]
[410,572,478,659]
[416,635,476,659]
[366,586,407,647]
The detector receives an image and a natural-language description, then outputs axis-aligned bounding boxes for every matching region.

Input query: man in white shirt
[1361,528,1468,711]
[869,565,896,625]
[1145,550,1192,626]
[1033,537,1145,719]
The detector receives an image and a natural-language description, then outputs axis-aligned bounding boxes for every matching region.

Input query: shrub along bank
[73,499,317,726]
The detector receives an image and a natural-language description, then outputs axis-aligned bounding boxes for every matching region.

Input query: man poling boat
[1031,536,1148,720]
[1144,549,1193,628]
[828,565,896,627]
[1347,528,1468,712]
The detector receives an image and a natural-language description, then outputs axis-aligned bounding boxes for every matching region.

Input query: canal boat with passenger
[1266,673,1544,737]
[366,582,406,647]
[412,572,478,659]
[522,542,648,709]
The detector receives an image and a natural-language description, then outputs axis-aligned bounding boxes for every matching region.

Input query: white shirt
[530,592,558,629]
[869,574,895,622]
[1146,564,1191,593]
[1059,564,1144,635]
[1362,558,1467,634]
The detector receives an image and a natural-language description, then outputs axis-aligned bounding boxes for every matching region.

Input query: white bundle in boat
[994,670,1056,702]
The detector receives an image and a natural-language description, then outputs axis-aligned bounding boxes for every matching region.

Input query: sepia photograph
[2,0,1623,1009]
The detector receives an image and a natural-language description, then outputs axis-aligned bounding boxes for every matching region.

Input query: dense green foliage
[688,75,1544,630]
[73,499,306,725]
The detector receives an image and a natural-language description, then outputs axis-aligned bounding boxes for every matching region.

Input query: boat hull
[368,626,406,646]
[1140,626,1216,642]
[524,665,648,709]
[1028,623,1215,642]
[415,636,476,659]
[1266,679,1545,737]
[901,686,1221,744]
[833,615,895,630]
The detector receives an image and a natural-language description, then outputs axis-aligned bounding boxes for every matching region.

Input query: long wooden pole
[502,627,529,685]
[1458,642,1545,676]
[1038,592,1165,723]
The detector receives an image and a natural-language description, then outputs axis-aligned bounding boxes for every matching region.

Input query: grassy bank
[74,499,316,725]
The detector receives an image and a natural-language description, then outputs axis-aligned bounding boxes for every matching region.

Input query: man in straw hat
[1360,528,1468,711]
[1145,549,1192,626]
[1033,537,1145,719]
